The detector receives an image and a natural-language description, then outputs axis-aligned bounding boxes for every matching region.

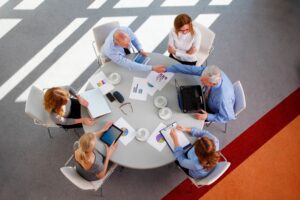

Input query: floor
[0,0,299,200]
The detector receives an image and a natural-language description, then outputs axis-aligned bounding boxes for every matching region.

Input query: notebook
[134,53,150,64]
[80,88,111,119]
[160,122,192,152]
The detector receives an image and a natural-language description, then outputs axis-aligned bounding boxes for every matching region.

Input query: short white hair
[201,65,221,84]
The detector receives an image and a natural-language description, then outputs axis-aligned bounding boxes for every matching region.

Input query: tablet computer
[134,53,150,64]
[99,124,123,146]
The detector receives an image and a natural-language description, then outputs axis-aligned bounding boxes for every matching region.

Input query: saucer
[158,107,172,120]
[135,128,150,142]
[108,72,121,85]
[154,96,167,108]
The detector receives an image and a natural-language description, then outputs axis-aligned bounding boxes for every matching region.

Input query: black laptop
[175,79,206,113]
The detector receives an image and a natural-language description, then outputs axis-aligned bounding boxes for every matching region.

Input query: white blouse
[168,26,201,62]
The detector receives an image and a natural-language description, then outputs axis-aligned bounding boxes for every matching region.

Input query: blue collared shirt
[101,26,152,71]
[173,128,220,179]
[167,64,236,123]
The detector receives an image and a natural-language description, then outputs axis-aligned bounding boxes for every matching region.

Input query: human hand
[152,65,166,73]
[187,46,197,55]
[194,110,208,120]
[170,129,179,146]
[101,121,113,132]
[139,49,148,57]
[168,46,176,54]
[82,118,96,126]
[176,124,188,132]
[105,141,118,158]
[78,96,89,107]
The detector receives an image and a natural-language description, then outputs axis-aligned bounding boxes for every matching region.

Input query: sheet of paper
[114,117,136,146]
[89,71,114,94]
[129,77,148,101]
[145,81,157,96]
[147,123,167,152]
[146,71,174,91]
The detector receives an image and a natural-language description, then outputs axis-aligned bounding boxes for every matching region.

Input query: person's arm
[49,112,81,125]
[207,100,236,123]
[125,27,143,52]
[167,64,205,75]
[96,142,118,179]
[94,122,113,138]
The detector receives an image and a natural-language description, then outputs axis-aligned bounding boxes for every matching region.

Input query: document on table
[147,123,167,152]
[89,71,114,94]
[146,71,174,91]
[114,117,136,146]
[145,81,157,96]
[129,77,148,101]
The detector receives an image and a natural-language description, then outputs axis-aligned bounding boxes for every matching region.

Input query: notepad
[134,54,150,64]
[80,88,111,119]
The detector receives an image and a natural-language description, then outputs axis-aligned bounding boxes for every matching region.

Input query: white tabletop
[82,52,204,169]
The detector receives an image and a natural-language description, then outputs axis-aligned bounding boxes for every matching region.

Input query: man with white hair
[167,64,235,123]
[101,26,165,73]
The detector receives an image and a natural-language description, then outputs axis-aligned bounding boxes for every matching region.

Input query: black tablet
[99,124,123,146]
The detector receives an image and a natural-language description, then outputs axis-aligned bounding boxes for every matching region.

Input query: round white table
[82,52,204,169]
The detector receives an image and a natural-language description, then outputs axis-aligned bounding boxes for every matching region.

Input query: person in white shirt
[168,14,201,65]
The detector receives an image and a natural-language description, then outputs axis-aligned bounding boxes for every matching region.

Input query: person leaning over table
[167,64,235,123]
[170,124,220,179]
[168,13,201,66]
[74,122,118,181]
[101,26,165,73]
[43,86,95,129]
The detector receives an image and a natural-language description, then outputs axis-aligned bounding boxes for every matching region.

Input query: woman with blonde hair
[43,86,95,129]
[74,122,118,181]
[170,124,220,178]
[168,13,201,65]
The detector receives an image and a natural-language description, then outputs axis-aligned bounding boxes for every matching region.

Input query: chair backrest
[233,81,246,116]
[25,85,56,127]
[92,21,120,51]
[190,161,231,186]
[193,22,215,52]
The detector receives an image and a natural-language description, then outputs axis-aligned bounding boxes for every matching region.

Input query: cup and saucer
[154,96,167,108]
[158,107,172,120]
[108,72,121,85]
[135,128,150,142]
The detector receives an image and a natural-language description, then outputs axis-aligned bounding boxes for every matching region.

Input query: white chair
[92,21,120,66]
[188,152,231,188]
[25,85,58,138]
[60,141,118,196]
[193,22,216,66]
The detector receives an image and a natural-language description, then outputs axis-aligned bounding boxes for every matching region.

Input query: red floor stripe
[162,87,300,200]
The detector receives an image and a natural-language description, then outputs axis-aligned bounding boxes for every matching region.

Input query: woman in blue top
[170,124,220,179]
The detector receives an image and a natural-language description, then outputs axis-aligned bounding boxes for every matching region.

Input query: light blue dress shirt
[101,26,152,71]
[167,64,236,122]
[173,128,220,179]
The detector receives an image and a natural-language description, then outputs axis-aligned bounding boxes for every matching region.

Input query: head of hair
[194,136,220,170]
[201,65,222,85]
[43,87,69,116]
[78,133,96,163]
[113,30,130,47]
[174,13,194,35]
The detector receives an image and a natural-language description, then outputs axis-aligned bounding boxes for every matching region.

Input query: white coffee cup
[109,72,121,85]
[136,128,150,141]
[154,96,167,108]
[158,107,172,120]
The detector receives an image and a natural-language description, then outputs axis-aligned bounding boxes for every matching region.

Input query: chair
[193,22,215,66]
[187,152,231,188]
[60,141,118,196]
[92,21,120,66]
[25,85,58,138]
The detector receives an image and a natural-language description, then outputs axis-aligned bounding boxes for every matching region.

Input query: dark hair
[174,13,194,35]
[194,137,220,170]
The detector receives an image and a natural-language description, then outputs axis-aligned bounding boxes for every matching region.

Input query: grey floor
[0,0,299,200]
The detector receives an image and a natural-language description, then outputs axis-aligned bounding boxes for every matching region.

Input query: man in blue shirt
[101,26,165,73]
[167,64,235,123]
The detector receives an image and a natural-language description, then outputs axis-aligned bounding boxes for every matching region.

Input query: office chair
[193,22,215,66]
[60,141,118,196]
[25,85,59,138]
[92,21,120,66]
[187,152,231,188]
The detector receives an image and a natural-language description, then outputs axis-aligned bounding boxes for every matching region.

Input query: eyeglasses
[119,102,133,115]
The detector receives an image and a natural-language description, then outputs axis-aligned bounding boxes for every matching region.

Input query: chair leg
[47,128,53,139]
[224,123,228,133]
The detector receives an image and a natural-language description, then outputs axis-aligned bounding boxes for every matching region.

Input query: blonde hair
[174,13,195,36]
[43,87,70,116]
[78,133,96,163]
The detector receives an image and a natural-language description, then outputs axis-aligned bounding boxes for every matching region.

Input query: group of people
[42,13,236,181]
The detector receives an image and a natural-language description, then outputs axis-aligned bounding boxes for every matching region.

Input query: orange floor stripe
[201,115,300,200]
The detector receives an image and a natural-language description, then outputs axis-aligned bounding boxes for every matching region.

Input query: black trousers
[169,54,197,66]
[59,98,83,129]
